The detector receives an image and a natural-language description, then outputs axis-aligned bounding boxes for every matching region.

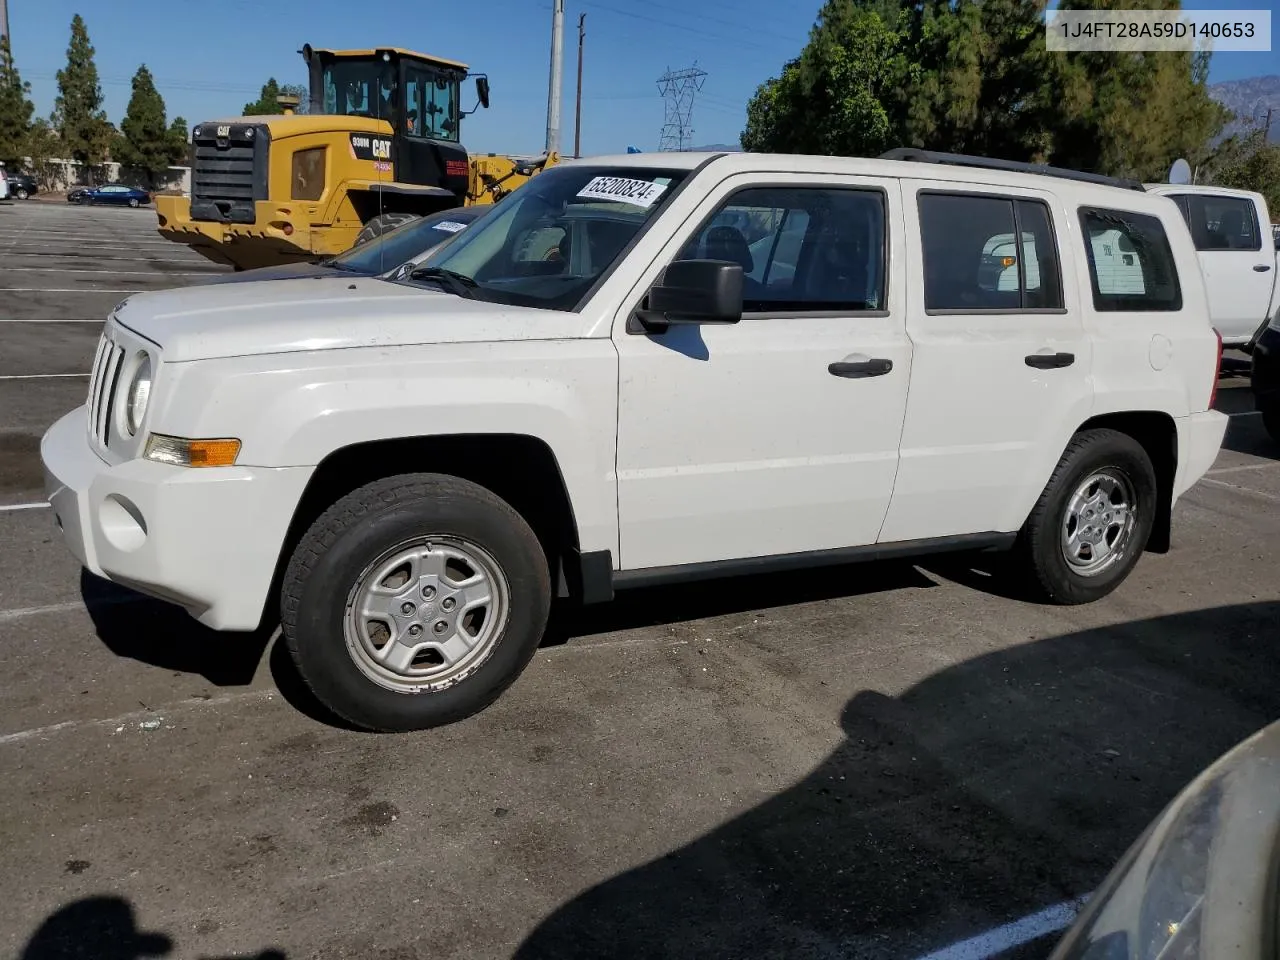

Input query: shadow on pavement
[19,895,284,959]
[1215,382,1277,460]
[515,600,1280,960]
[81,570,273,687]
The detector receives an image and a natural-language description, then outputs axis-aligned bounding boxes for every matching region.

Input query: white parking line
[1208,461,1279,476]
[0,288,144,294]
[909,897,1089,960]
[1201,477,1280,502]
[0,689,275,746]
[5,267,213,277]
[0,373,89,380]
[0,502,50,512]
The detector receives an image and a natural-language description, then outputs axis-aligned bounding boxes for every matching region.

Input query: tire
[15,188,28,200]
[352,212,421,248]
[1013,428,1157,605]
[281,473,552,732]
[1263,405,1280,446]
[129,198,140,208]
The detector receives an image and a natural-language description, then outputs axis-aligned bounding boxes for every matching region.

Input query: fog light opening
[99,494,148,553]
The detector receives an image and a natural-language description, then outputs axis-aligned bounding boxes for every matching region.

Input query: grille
[87,333,125,447]
[191,143,256,204]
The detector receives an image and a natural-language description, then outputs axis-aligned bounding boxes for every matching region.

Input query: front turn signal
[144,434,242,467]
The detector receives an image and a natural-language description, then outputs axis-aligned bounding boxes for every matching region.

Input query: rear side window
[1169,193,1261,251]
[1079,207,1182,312]
[919,193,1064,312]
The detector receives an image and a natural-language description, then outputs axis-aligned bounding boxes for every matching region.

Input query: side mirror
[634,260,743,333]
[476,77,491,109]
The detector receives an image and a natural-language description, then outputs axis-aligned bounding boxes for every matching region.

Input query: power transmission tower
[657,64,707,152]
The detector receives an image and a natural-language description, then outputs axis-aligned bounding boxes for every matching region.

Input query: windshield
[333,210,483,274]
[321,58,395,120]
[404,165,691,311]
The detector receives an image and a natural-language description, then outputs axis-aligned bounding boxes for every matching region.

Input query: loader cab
[302,44,489,195]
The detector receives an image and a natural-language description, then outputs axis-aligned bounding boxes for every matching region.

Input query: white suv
[41,149,1228,731]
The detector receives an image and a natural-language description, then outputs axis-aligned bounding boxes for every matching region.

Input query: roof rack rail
[878,148,1146,192]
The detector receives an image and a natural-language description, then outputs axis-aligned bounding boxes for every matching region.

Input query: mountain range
[1208,74,1280,142]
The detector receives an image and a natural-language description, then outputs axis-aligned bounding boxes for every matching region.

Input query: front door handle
[1255,264,1272,272]
[1025,351,1075,369]
[829,357,893,378]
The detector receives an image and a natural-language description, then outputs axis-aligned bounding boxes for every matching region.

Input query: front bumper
[41,406,312,631]
[154,195,354,270]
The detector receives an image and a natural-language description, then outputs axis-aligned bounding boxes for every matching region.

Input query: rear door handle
[1024,351,1075,369]
[1255,264,1272,272]
[829,357,893,378]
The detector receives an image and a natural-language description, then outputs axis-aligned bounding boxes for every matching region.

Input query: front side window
[920,193,1064,312]
[1079,207,1182,312]
[405,165,690,311]
[1170,193,1261,251]
[675,186,886,312]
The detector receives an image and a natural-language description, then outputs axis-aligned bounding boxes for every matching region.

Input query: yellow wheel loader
[155,44,559,271]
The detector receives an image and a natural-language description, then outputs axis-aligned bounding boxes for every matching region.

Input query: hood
[194,261,351,285]
[112,277,586,362]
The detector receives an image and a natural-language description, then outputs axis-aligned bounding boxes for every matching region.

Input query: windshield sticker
[434,220,468,233]
[576,176,668,208]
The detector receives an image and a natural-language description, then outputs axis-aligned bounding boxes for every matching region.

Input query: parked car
[41,149,1228,732]
[195,207,487,286]
[1048,718,1280,960]
[5,172,38,200]
[67,184,152,207]
[1146,183,1280,349]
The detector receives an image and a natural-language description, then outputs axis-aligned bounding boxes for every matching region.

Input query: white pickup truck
[42,149,1228,732]
[1145,184,1280,348]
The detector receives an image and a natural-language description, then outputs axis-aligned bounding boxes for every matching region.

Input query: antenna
[657,64,707,152]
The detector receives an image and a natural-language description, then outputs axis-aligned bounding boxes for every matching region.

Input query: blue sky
[8,0,1279,157]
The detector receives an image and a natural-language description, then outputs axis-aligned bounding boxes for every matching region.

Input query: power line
[657,63,706,152]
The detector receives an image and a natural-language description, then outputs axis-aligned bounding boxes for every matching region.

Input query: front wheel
[281,474,552,732]
[1013,428,1157,604]
[15,188,28,200]
[129,198,140,208]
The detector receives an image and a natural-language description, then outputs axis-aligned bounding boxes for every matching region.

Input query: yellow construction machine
[155,44,559,270]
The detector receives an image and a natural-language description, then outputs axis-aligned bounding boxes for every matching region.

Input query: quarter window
[919,193,1064,312]
[1169,193,1261,251]
[675,186,886,313]
[1079,207,1182,312]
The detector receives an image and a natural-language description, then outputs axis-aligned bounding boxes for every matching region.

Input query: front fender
[155,340,621,556]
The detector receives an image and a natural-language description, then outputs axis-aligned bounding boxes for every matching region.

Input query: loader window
[405,65,460,142]
[321,59,395,121]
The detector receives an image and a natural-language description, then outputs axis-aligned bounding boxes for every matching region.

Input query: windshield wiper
[409,266,480,299]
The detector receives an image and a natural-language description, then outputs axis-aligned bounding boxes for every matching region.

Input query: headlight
[125,353,152,436]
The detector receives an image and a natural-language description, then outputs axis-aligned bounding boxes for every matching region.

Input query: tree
[242,79,307,116]
[24,119,60,189]
[741,0,1229,179]
[0,34,34,168]
[167,116,190,164]
[1202,127,1280,215]
[53,14,112,175]
[115,65,184,186]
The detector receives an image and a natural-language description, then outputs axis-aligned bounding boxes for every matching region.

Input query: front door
[613,174,912,571]
[878,180,1094,543]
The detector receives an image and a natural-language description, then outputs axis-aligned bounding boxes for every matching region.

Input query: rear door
[1168,191,1276,343]
[878,180,1093,543]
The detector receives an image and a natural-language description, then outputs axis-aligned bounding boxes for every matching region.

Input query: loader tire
[353,212,421,249]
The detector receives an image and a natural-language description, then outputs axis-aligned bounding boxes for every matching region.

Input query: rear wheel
[281,473,552,732]
[1014,429,1157,604]
[15,187,28,200]
[129,198,140,208]
[353,212,421,249]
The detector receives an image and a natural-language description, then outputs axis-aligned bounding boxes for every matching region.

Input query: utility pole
[1,0,10,49]
[545,0,564,155]
[573,13,585,158]
[1264,107,1273,144]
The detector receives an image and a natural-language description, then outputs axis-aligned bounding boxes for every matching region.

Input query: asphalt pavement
[2,197,1279,960]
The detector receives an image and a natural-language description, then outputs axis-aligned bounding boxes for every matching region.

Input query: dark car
[1049,718,1280,960]
[67,184,152,207]
[1249,314,1280,443]
[196,207,487,285]
[5,172,38,200]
